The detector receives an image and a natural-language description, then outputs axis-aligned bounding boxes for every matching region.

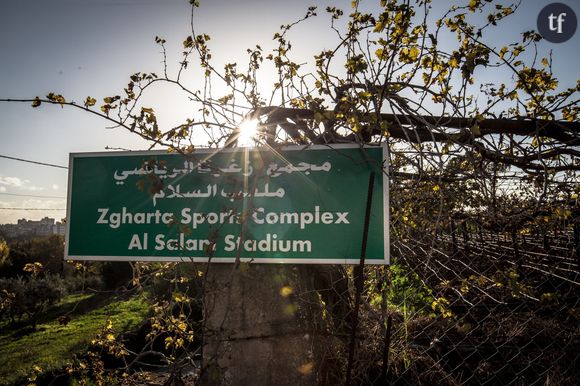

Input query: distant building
[53,222,66,236]
[0,217,65,238]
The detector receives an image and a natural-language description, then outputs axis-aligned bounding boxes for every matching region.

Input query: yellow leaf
[499,46,508,61]
[468,0,479,12]
[31,97,41,108]
[298,362,314,375]
[470,123,481,136]
[408,46,420,61]
[84,96,96,107]
[183,36,193,49]
[399,46,420,63]
[175,337,184,348]
[358,91,372,99]
[280,286,293,297]
[449,57,459,68]
[284,304,297,316]
[375,48,387,60]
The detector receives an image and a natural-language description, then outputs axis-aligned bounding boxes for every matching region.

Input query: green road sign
[65,144,389,264]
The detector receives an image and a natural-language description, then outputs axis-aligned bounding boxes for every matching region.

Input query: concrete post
[200,264,320,386]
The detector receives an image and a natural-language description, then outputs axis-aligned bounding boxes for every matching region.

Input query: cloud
[26,186,45,192]
[0,186,5,193]
[22,199,65,208]
[0,176,25,187]
[52,184,59,190]
[0,176,45,192]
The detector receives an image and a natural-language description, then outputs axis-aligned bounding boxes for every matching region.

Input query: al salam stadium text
[128,233,312,253]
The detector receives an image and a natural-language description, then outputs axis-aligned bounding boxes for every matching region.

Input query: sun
[237,119,259,147]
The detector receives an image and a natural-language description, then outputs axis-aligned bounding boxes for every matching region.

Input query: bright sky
[0,0,578,224]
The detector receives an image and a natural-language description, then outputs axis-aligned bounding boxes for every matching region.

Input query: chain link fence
[280,143,580,386]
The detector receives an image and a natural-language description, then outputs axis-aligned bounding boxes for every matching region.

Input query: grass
[0,292,150,385]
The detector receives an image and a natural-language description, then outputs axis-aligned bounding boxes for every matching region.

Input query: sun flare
[237,119,259,147]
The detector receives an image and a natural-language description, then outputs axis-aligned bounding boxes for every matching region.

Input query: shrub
[0,273,67,329]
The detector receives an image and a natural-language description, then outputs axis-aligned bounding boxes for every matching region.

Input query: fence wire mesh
[282,142,580,386]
